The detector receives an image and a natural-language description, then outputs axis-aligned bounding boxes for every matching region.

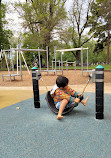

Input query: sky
[2,0,73,37]
[2,0,26,36]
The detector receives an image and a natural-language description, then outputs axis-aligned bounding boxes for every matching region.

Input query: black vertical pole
[95,65,104,119]
[31,67,40,108]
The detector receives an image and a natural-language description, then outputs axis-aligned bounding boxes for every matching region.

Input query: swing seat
[45,91,78,115]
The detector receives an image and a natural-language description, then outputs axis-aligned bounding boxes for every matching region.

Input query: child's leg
[81,97,89,106]
[57,99,68,120]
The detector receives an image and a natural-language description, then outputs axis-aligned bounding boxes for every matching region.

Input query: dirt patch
[0,70,111,87]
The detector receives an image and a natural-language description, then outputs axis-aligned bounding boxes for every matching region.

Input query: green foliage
[56,51,76,62]
[84,64,111,70]
[0,3,13,50]
[57,0,96,62]
[89,0,111,63]
[0,29,13,49]
[4,0,109,67]
[15,0,67,47]
[14,0,67,66]
[23,33,39,48]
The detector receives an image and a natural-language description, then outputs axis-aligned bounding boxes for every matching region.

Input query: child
[50,75,88,120]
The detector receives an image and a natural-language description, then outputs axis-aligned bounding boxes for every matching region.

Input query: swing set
[1,46,48,81]
[1,46,30,82]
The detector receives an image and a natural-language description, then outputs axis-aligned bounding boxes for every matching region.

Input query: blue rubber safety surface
[0,92,111,158]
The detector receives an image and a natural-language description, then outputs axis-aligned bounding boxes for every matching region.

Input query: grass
[0,64,111,71]
[77,64,111,70]
[51,64,111,70]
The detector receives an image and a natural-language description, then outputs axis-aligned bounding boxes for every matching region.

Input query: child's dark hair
[56,75,69,88]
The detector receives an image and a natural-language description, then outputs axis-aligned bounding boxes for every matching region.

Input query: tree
[26,0,33,3]
[58,27,97,64]
[0,1,13,51]
[90,0,111,64]
[65,0,94,62]
[0,0,4,51]
[14,0,67,66]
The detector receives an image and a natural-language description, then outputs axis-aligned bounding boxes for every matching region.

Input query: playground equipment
[55,47,90,76]
[1,45,30,82]
[95,65,104,119]
[0,50,3,60]
[52,60,61,72]
[45,72,94,115]
[31,67,41,108]
[66,61,76,72]
[38,47,88,76]
[31,65,104,119]
[52,60,76,72]
[13,47,48,72]
[36,47,77,75]
[37,47,63,75]
[0,50,3,69]
[31,67,96,115]
[31,66,79,114]
[1,46,90,80]
[18,46,61,76]
[45,91,78,115]
[1,46,49,81]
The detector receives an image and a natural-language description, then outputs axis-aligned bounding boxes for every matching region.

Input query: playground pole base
[34,101,40,108]
[96,113,104,119]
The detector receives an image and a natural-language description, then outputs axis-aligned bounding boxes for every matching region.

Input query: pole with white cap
[95,65,104,119]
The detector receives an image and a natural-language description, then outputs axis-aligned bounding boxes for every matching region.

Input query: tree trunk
[106,31,110,64]
[75,51,81,65]
[44,46,49,68]
[44,33,50,68]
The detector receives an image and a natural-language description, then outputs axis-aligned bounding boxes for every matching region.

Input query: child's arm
[55,89,80,103]
[66,86,79,97]
[67,86,82,102]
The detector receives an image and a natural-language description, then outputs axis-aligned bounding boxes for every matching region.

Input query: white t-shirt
[50,84,58,95]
